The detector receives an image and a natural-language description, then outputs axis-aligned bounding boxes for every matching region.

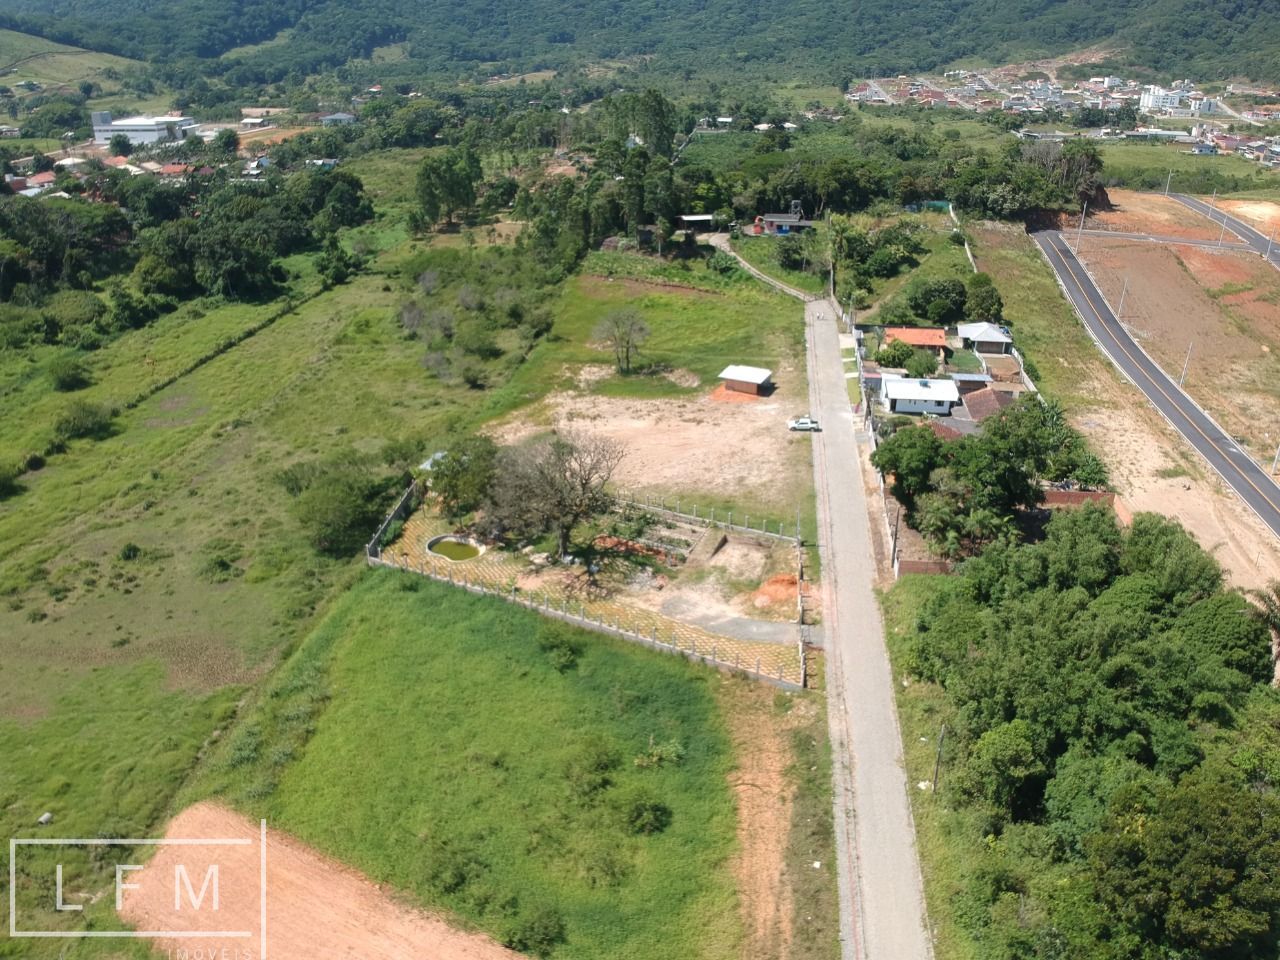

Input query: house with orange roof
[883,326,948,362]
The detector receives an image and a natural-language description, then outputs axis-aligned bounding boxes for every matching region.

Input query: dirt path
[117,802,526,960]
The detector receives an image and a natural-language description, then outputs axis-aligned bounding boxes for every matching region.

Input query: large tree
[487,431,624,558]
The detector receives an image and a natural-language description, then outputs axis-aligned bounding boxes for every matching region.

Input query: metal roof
[882,376,960,403]
[956,322,1012,343]
[718,365,773,385]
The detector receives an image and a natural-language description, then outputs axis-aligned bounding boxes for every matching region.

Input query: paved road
[1034,229,1280,539]
[1076,228,1250,250]
[1169,193,1280,265]
[806,299,933,960]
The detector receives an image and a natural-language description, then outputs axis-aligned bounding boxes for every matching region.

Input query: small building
[1191,143,1218,155]
[752,212,815,235]
[320,112,357,127]
[676,213,717,232]
[956,321,1012,354]
[240,116,272,130]
[0,125,19,138]
[718,364,774,396]
[882,375,960,416]
[883,326,948,361]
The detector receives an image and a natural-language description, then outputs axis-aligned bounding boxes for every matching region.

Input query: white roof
[882,376,960,403]
[719,365,773,385]
[956,322,1011,343]
[679,213,715,221]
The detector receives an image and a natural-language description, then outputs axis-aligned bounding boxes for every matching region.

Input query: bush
[47,352,91,391]
[118,542,141,561]
[617,787,673,835]
[53,400,115,442]
[503,905,566,957]
[875,339,914,367]
[537,623,583,672]
[0,461,18,499]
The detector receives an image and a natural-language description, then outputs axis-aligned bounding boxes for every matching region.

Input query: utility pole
[1218,215,1228,248]
[1074,200,1088,254]
[1267,230,1275,262]
[1272,442,1280,475]
[1115,277,1128,320]
[1164,170,1173,196]
[1179,341,1193,387]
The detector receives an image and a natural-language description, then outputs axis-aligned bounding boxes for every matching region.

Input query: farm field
[969,220,1280,589]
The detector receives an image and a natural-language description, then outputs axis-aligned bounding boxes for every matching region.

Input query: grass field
[732,235,828,295]
[1098,141,1280,198]
[0,28,139,86]
[182,570,744,959]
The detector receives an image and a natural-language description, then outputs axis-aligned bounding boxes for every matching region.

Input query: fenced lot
[372,501,808,689]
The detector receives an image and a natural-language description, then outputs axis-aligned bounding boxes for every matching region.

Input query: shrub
[0,462,18,499]
[118,542,141,561]
[617,787,672,835]
[537,623,583,672]
[53,400,115,442]
[503,905,566,957]
[47,352,91,391]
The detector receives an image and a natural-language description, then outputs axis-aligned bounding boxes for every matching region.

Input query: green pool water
[428,538,481,561]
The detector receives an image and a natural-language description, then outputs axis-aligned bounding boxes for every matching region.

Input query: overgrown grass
[879,576,978,960]
[1098,142,1280,199]
[732,235,828,295]
[186,570,743,960]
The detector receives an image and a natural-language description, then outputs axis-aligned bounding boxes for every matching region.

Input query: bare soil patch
[489,377,810,511]
[1219,199,1280,233]
[1066,189,1224,239]
[1080,238,1280,458]
[117,801,525,960]
[723,684,820,960]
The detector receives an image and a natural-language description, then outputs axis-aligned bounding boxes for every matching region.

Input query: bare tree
[486,430,625,558]
[594,308,650,374]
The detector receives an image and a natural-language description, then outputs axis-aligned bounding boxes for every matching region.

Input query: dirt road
[117,802,526,960]
[806,299,932,960]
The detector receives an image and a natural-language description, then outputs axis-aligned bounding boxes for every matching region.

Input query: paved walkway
[807,299,933,960]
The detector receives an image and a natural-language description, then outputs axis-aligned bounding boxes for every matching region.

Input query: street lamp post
[1179,341,1193,388]
[1074,200,1088,254]
[1115,277,1128,320]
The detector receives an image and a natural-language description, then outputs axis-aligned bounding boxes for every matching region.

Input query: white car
[788,416,821,432]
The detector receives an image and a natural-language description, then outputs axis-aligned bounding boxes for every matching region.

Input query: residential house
[881,375,960,416]
[320,112,357,127]
[961,386,1014,422]
[883,326,948,362]
[0,125,19,138]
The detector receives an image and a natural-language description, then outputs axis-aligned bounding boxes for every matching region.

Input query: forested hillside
[0,0,1277,84]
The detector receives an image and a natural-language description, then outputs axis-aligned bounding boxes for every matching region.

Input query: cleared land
[971,220,1280,589]
[1079,235,1280,459]
[118,802,525,960]
[0,28,139,86]
[1078,187,1225,240]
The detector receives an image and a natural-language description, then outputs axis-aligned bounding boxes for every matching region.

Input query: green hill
[0,0,1276,85]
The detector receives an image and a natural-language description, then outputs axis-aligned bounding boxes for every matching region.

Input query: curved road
[1033,229,1280,539]
[1169,193,1280,266]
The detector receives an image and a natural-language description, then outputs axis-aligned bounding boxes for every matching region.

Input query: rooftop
[718,364,773,385]
[956,321,1011,343]
[884,326,947,348]
[882,376,960,403]
[963,386,1015,421]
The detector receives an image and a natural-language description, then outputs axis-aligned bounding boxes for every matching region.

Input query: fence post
[727,512,733,527]
[755,657,761,676]
[710,507,715,523]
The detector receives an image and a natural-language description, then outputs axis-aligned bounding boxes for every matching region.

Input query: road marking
[1043,233,1280,524]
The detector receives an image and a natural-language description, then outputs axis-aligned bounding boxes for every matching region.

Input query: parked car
[787,416,821,432]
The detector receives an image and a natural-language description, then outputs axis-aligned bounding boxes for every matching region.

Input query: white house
[91,111,197,145]
[881,375,960,415]
[956,322,1013,354]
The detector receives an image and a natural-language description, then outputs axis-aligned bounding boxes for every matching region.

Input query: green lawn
[185,570,744,960]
